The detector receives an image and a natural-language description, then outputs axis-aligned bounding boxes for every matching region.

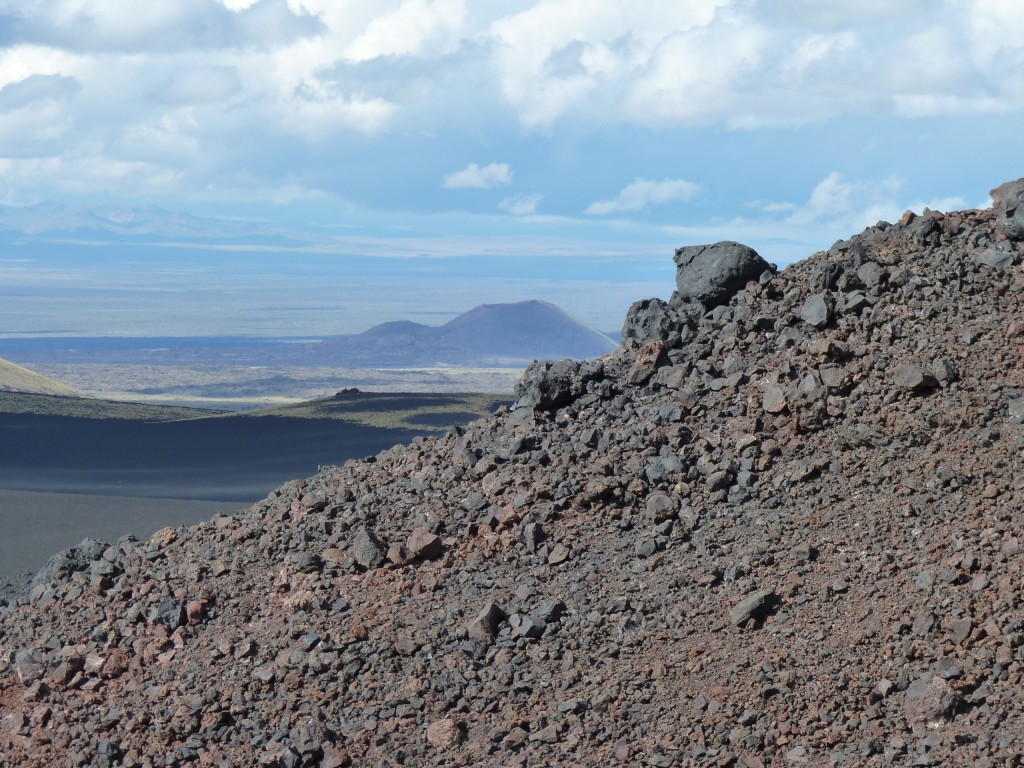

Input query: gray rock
[991,178,1024,240]
[12,649,45,686]
[634,538,658,558]
[522,521,543,552]
[467,602,507,645]
[150,597,184,629]
[513,358,587,412]
[286,551,322,573]
[621,298,686,347]
[857,261,886,288]
[1008,398,1024,424]
[517,616,546,639]
[976,249,1014,268]
[931,357,959,385]
[904,676,957,726]
[31,537,108,589]
[534,601,567,621]
[836,423,886,448]
[892,363,938,392]
[290,723,324,758]
[96,740,123,768]
[673,241,773,308]
[730,589,778,626]
[646,491,676,523]
[934,657,963,680]
[799,292,834,328]
[351,528,387,570]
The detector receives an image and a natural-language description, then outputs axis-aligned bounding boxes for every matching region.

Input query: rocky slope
[0,357,80,397]
[3,180,1024,767]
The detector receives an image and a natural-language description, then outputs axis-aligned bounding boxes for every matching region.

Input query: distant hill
[0,301,619,372]
[316,300,618,367]
[0,356,81,397]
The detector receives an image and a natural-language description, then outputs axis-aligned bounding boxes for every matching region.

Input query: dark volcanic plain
[0,391,503,586]
[4,181,1024,767]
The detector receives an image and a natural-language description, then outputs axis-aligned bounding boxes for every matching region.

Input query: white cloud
[499,193,542,215]
[219,0,259,10]
[345,0,467,62]
[278,88,398,140]
[1,1,1023,212]
[785,172,902,230]
[156,66,242,106]
[586,178,701,216]
[662,172,974,268]
[744,199,799,214]
[489,0,729,127]
[0,44,83,90]
[775,172,967,242]
[443,162,512,189]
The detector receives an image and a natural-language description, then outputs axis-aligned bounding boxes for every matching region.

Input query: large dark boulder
[512,359,585,412]
[992,178,1024,241]
[673,241,773,308]
[621,298,688,347]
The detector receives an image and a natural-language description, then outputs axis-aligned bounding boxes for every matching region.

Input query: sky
[1,0,1024,336]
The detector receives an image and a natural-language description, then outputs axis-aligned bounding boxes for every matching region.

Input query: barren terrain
[23,363,520,410]
[4,184,1024,766]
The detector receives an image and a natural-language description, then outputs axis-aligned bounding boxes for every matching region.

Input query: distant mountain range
[0,202,261,239]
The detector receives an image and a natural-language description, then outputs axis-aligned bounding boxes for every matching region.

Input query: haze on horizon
[1,0,1022,339]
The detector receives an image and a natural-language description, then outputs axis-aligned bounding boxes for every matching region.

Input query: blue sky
[1,1,1023,336]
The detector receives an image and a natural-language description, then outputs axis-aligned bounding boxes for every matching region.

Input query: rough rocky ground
[3,181,1024,767]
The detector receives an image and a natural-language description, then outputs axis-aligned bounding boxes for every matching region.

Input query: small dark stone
[467,603,507,645]
[730,590,778,627]
[150,597,184,629]
[799,292,834,328]
[892,363,938,392]
[351,528,387,570]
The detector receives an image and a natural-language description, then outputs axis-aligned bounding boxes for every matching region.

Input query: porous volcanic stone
[904,676,957,726]
[992,178,1024,240]
[351,527,387,570]
[673,241,773,308]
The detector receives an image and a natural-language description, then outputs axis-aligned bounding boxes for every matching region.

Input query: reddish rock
[426,718,463,749]
[186,599,207,624]
[406,528,442,560]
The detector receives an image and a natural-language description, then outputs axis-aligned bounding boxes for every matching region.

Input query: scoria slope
[3,180,1024,767]
[0,357,80,398]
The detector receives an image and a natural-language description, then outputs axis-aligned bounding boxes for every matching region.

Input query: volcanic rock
[350,527,386,570]
[992,177,1024,240]
[6,186,1024,766]
[673,240,774,308]
[621,298,687,347]
[798,291,834,328]
[729,589,778,626]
